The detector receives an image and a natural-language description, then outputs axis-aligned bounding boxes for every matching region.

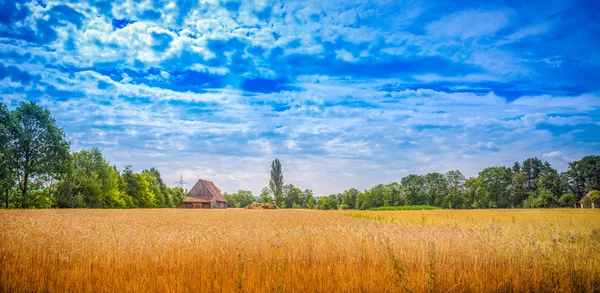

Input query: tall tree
[269,158,284,207]
[383,182,403,206]
[424,172,447,206]
[476,166,512,208]
[0,103,15,208]
[510,172,528,207]
[12,102,70,208]
[304,189,316,209]
[142,168,170,207]
[463,177,479,208]
[341,188,359,209]
[443,170,465,208]
[567,155,600,197]
[522,157,543,192]
[401,174,426,205]
[283,184,303,208]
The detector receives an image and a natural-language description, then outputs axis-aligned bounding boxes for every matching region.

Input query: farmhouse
[178,179,227,209]
[576,190,600,209]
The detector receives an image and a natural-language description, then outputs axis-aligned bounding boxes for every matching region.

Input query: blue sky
[1,0,599,195]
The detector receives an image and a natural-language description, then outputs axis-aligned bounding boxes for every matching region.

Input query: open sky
[1,0,599,196]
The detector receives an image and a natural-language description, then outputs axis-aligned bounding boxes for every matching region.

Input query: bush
[558,193,576,207]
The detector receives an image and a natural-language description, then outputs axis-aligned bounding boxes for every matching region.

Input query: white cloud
[543,151,562,158]
[426,9,510,39]
[475,142,500,152]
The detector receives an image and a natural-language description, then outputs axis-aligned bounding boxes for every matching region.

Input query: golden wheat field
[1,209,599,293]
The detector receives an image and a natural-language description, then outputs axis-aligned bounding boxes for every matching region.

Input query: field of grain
[1,209,599,292]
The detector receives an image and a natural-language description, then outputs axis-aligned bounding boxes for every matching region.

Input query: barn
[576,190,600,209]
[178,179,227,209]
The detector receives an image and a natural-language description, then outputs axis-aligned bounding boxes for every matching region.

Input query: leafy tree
[169,187,185,206]
[11,102,70,208]
[304,189,316,209]
[522,157,543,192]
[537,162,563,199]
[558,193,576,207]
[224,190,255,208]
[0,103,15,208]
[463,177,479,208]
[424,172,446,206]
[55,149,130,208]
[341,188,359,209]
[510,172,528,207]
[258,187,273,203]
[527,188,558,208]
[122,166,155,208]
[511,161,521,174]
[360,184,385,209]
[142,168,170,207]
[317,194,340,210]
[443,170,465,208]
[283,184,303,208]
[476,166,512,208]
[401,174,426,205]
[383,182,403,206]
[269,159,284,207]
[567,155,600,197]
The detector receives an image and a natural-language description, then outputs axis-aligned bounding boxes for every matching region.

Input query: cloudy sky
[1,0,599,196]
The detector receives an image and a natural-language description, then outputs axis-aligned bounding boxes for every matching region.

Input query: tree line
[2,101,599,210]
[0,101,184,208]
[225,156,600,210]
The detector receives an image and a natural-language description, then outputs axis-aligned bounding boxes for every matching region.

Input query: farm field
[1,209,599,292]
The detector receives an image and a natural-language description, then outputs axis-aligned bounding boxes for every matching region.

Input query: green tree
[12,102,70,208]
[283,184,303,208]
[527,188,558,208]
[443,170,465,208]
[463,177,479,208]
[169,187,185,206]
[383,182,403,206]
[537,162,563,199]
[522,157,543,192]
[558,193,576,207]
[476,166,512,208]
[401,174,426,205]
[55,149,129,208]
[142,168,170,207]
[258,187,273,203]
[424,172,446,206]
[122,166,155,208]
[567,155,600,197]
[304,189,316,209]
[340,188,359,209]
[269,159,284,207]
[510,172,528,207]
[224,190,255,208]
[0,103,15,208]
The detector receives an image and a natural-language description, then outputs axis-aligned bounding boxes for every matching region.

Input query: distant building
[576,190,600,209]
[178,179,227,209]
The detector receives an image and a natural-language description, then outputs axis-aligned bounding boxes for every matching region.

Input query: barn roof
[578,190,599,203]
[186,179,227,203]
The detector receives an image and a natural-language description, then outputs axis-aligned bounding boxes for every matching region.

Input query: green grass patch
[370,205,441,211]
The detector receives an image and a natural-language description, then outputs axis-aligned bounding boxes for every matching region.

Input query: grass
[370,205,440,211]
[1,209,599,292]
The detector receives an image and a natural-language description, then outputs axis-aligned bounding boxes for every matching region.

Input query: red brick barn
[178,179,228,209]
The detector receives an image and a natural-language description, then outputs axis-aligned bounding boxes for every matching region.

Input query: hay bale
[244,203,278,209]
